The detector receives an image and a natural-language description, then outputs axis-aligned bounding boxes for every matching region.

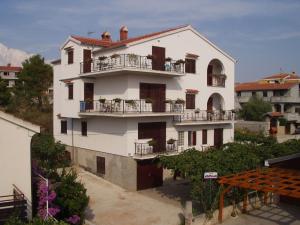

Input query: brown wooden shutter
[83,49,92,73]
[152,46,165,71]
[81,121,87,136]
[61,120,67,134]
[68,84,73,100]
[193,131,197,146]
[186,94,195,109]
[202,129,207,144]
[185,59,196,73]
[68,50,74,64]
[96,156,105,175]
[207,65,213,86]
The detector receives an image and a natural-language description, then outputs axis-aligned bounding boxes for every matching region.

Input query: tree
[15,55,52,108]
[0,77,11,106]
[238,95,272,121]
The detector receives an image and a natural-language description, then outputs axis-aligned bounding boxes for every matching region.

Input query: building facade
[236,73,300,135]
[53,25,236,190]
[0,64,21,87]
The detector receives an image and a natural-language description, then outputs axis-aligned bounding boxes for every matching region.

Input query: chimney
[7,63,11,67]
[120,26,128,41]
[101,31,112,42]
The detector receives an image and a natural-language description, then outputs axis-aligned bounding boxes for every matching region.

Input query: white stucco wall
[0,111,40,216]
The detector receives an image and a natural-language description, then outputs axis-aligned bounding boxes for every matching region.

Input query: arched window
[207,59,226,87]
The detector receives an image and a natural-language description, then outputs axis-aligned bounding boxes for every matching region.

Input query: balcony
[173,110,234,125]
[79,54,185,77]
[271,95,299,103]
[207,74,226,87]
[79,99,184,117]
[134,139,178,159]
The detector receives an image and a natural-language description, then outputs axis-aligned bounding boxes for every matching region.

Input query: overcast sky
[0,0,299,82]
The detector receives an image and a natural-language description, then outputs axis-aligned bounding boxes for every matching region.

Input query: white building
[0,64,21,87]
[0,111,40,219]
[53,25,236,190]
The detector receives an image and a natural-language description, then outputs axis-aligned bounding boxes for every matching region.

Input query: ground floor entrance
[137,159,163,190]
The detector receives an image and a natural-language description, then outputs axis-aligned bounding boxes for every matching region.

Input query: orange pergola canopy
[217,167,300,223]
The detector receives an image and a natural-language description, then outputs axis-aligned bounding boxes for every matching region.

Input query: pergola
[218,167,300,223]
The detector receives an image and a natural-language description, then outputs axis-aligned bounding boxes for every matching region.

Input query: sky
[0,0,299,82]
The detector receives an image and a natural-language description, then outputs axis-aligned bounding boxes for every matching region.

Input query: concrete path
[77,170,184,225]
[222,204,300,225]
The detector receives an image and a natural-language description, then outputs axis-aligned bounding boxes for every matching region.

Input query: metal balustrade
[173,110,234,122]
[80,54,185,74]
[134,140,178,157]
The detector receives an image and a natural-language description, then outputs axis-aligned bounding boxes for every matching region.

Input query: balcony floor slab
[79,112,183,118]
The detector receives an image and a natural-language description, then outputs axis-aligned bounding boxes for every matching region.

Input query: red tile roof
[0,65,22,72]
[263,73,300,80]
[71,35,111,47]
[235,82,297,92]
[71,25,189,49]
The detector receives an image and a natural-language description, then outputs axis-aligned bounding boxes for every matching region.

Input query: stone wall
[235,120,270,135]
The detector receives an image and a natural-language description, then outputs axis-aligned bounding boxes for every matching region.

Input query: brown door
[137,160,163,190]
[138,122,166,153]
[83,49,92,73]
[214,128,223,148]
[207,97,213,112]
[84,83,94,110]
[207,65,213,86]
[140,83,166,112]
[152,46,165,71]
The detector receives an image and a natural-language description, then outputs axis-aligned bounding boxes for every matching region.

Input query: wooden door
[138,122,166,153]
[137,160,163,190]
[84,83,94,110]
[207,97,213,112]
[214,128,223,148]
[140,83,166,112]
[83,49,92,73]
[152,46,165,71]
[207,65,213,86]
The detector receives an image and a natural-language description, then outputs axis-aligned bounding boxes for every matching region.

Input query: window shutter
[186,94,195,109]
[68,84,73,100]
[202,129,207,144]
[185,59,196,74]
[96,156,105,175]
[81,121,87,136]
[68,50,74,64]
[193,131,197,146]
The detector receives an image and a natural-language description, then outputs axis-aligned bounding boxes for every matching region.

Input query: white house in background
[0,111,40,220]
[52,25,236,190]
[0,64,22,87]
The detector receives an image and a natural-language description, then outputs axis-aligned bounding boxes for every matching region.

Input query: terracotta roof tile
[71,25,189,50]
[71,35,111,47]
[0,65,22,72]
[235,82,297,92]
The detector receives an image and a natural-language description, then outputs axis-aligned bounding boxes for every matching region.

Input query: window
[67,49,74,64]
[81,121,87,136]
[263,91,268,97]
[178,131,184,146]
[61,120,67,134]
[96,156,105,175]
[186,94,195,109]
[252,91,256,96]
[237,92,241,97]
[3,72,9,76]
[188,131,196,146]
[185,58,196,74]
[202,129,207,145]
[68,83,73,100]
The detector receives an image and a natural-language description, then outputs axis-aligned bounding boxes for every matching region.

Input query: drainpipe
[71,118,75,165]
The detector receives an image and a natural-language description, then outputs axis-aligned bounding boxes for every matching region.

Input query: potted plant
[128,53,138,62]
[145,98,152,103]
[167,138,176,145]
[98,56,107,61]
[125,99,136,107]
[146,54,153,60]
[175,98,185,104]
[165,57,172,62]
[175,59,185,64]
[164,99,173,104]
[99,98,106,104]
[147,139,156,146]
[113,98,121,103]
[195,108,200,114]
[111,53,120,59]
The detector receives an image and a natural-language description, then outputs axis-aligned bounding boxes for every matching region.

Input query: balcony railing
[173,110,234,123]
[135,140,178,157]
[79,99,184,114]
[80,54,185,74]
[207,74,226,87]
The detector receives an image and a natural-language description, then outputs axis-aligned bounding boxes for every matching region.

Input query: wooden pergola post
[264,192,268,205]
[218,184,224,223]
[242,191,248,213]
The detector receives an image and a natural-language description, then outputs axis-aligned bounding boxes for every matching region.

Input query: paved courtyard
[77,169,186,225]
[222,204,300,225]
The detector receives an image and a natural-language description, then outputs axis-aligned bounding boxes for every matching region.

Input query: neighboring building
[0,63,22,87]
[0,111,40,220]
[236,73,300,135]
[53,25,236,190]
